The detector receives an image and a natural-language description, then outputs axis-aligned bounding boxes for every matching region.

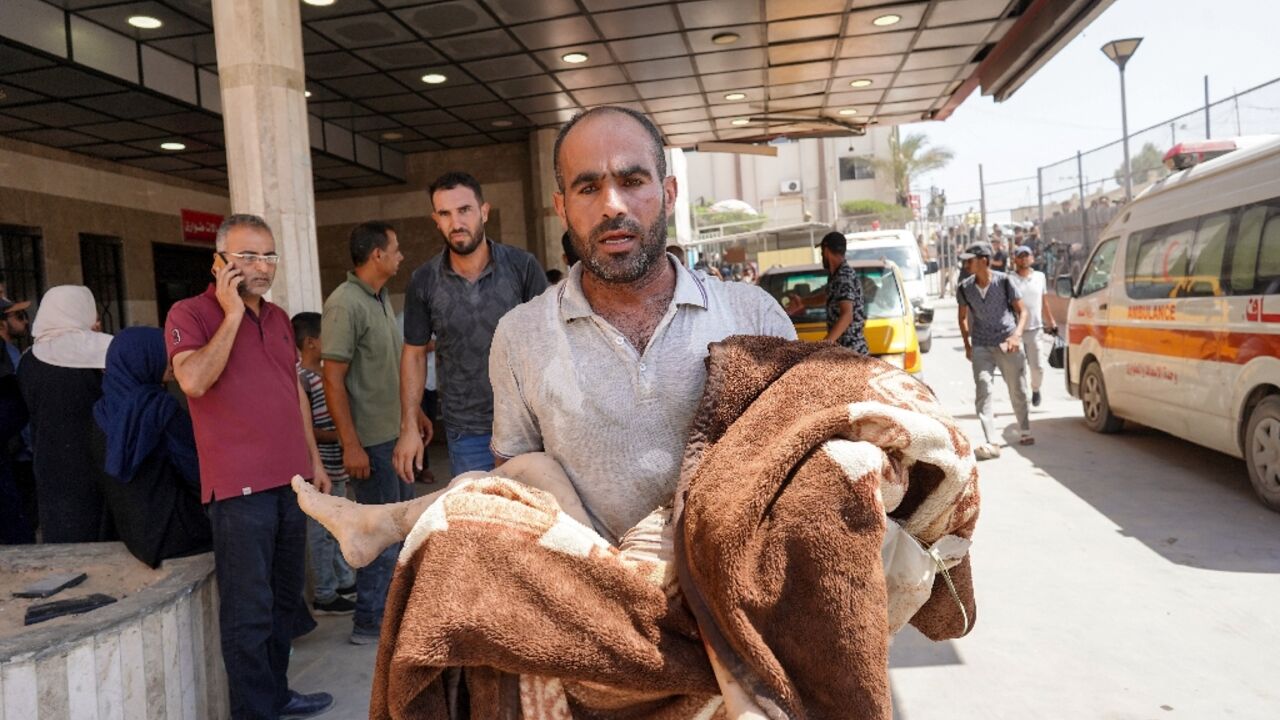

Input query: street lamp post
[1102,37,1143,202]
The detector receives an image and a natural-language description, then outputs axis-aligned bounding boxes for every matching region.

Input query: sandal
[1018,434,1035,446]
[974,444,1001,461]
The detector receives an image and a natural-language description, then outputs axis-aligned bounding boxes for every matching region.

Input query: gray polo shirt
[957,271,1022,346]
[489,257,797,543]
[404,239,547,434]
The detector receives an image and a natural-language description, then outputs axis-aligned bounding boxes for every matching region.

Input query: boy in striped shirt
[292,312,357,615]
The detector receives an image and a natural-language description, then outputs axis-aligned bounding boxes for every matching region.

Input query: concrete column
[212,0,320,313]
[528,128,563,270]
[668,147,692,246]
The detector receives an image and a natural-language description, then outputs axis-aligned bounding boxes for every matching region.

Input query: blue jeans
[446,430,495,477]
[208,484,306,720]
[307,477,354,603]
[351,440,412,631]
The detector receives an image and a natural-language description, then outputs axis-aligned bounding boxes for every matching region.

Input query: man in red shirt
[166,214,333,720]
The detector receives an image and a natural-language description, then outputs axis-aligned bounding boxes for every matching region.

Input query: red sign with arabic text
[181,209,223,245]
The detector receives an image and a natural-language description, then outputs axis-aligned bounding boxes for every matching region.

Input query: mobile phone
[212,252,249,294]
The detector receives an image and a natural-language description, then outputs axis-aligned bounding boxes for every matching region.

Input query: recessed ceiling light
[849,79,873,88]
[421,73,447,84]
[872,14,902,27]
[838,109,858,116]
[711,32,740,45]
[381,131,403,140]
[160,142,185,151]
[492,119,513,127]
[302,0,336,6]
[561,52,589,64]
[304,90,312,98]
[731,118,750,126]
[127,15,163,29]
[724,92,747,101]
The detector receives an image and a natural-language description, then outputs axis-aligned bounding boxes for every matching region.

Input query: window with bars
[80,234,126,333]
[0,225,46,310]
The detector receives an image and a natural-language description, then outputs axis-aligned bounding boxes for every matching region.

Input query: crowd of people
[0,105,1045,720]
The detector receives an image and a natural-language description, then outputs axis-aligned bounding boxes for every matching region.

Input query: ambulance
[1057,137,1280,511]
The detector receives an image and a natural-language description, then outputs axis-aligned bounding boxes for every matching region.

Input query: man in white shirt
[1009,245,1058,406]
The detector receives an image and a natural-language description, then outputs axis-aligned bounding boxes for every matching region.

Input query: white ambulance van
[1057,137,1280,511]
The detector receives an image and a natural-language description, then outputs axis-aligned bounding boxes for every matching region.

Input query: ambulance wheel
[1080,362,1123,434]
[1245,396,1280,512]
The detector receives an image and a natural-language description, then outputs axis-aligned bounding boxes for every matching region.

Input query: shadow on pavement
[888,625,962,669]
[1005,416,1280,573]
[888,626,965,720]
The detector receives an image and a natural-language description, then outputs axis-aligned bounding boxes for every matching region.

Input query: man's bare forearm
[399,345,428,431]
[297,379,324,466]
[824,303,854,342]
[322,362,362,450]
[174,313,242,398]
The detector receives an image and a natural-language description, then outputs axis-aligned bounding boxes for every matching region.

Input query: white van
[845,230,938,351]
[1058,137,1280,510]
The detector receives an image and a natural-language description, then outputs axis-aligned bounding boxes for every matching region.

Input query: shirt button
[639,363,646,371]
[614,337,624,345]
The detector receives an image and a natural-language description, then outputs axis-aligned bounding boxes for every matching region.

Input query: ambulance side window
[1229,206,1267,293]
[1229,204,1280,295]
[1080,238,1118,297]
[1183,211,1231,297]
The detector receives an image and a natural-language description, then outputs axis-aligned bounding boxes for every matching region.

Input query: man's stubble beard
[572,202,668,285]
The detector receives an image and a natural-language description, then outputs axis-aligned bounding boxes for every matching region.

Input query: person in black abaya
[17,285,114,543]
[0,346,31,544]
[92,326,211,567]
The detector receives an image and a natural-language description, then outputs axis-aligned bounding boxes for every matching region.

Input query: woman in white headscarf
[17,285,115,542]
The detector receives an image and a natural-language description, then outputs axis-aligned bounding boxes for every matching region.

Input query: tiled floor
[287,441,452,719]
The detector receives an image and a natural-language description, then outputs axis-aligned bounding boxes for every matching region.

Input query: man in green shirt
[321,220,406,645]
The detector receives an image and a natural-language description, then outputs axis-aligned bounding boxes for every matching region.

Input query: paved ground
[288,442,451,720]
[289,298,1280,720]
[889,298,1280,720]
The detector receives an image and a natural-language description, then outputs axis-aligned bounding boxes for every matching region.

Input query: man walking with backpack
[956,241,1031,459]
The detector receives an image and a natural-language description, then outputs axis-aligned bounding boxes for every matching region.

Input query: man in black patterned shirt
[819,231,869,354]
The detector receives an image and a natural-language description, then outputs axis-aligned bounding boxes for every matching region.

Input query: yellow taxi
[758,260,924,374]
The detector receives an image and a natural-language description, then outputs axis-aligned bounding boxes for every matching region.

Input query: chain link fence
[1041,77,1280,266]
[943,76,1280,285]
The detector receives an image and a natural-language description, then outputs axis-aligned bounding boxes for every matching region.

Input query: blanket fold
[371,336,980,720]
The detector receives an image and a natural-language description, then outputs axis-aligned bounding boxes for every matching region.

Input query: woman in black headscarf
[91,326,211,567]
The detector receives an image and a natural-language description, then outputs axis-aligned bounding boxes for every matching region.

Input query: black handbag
[1048,332,1066,369]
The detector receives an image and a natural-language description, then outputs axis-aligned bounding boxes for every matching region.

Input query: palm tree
[867,128,955,206]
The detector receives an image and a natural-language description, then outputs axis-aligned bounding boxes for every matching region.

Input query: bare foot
[292,475,406,569]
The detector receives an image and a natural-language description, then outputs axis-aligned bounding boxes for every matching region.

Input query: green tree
[866,128,955,206]
[1113,142,1167,187]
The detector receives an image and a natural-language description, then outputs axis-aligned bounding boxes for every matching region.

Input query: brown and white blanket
[370,336,980,720]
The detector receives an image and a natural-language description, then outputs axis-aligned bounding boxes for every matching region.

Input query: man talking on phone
[165,214,334,720]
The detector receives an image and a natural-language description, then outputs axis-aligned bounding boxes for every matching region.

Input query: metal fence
[944,75,1280,280]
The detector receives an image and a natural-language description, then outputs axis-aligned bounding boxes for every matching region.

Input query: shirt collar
[345,271,385,301]
[558,253,708,322]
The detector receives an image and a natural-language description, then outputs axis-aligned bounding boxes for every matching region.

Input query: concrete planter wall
[0,543,226,720]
